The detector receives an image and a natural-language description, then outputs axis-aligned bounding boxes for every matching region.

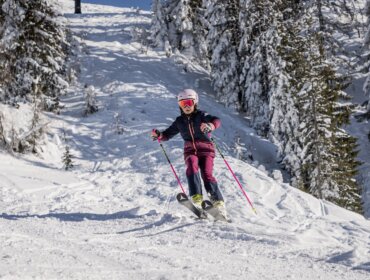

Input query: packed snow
[0,1,369,279]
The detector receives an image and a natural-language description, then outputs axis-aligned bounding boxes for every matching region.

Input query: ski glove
[151,129,161,141]
[200,123,215,133]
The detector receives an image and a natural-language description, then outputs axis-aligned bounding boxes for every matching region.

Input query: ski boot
[191,194,203,210]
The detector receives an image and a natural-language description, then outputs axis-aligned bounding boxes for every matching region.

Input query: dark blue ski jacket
[160,110,221,157]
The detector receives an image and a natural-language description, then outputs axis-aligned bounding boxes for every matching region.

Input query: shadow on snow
[0,207,153,222]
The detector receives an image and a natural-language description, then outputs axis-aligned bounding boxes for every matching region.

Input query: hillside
[0,1,369,279]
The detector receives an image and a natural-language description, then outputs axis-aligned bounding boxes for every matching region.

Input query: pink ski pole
[208,134,257,214]
[157,138,186,194]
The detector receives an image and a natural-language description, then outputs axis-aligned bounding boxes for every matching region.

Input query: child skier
[151,89,226,216]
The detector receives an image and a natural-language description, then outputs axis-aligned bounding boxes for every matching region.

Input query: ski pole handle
[151,129,161,140]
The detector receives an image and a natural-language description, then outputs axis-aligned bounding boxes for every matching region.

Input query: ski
[176,193,207,219]
[201,200,231,223]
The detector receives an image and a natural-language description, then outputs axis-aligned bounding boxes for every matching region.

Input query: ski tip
[176,192,188,202]
[201,200,212,210]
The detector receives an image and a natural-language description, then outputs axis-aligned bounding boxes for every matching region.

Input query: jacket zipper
[187,116,197,155]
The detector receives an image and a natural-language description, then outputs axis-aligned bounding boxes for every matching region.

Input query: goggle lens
[178,99,194,108]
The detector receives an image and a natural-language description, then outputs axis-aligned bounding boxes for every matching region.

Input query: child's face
[178,99,195,115]
[181,104,195,115]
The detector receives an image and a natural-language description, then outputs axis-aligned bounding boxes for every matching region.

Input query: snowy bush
[258,164,268,175]
[272,170,283,184]
[61,129,74,170]
[83,85,99,116]
[233,135,253,162]
[130,26,151,53]
[62,145,74,170]
[42,96,63,114]
[113,113,125,135]
[0,104,48,154]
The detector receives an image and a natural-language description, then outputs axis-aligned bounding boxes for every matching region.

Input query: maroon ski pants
[185,154,223,201]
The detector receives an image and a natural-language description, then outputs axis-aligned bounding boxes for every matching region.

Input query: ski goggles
[178,99,195,108]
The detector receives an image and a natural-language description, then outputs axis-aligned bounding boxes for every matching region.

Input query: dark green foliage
[206,0,241,107]
[278,2,363,213]
[0,0,70,155]
[0,0,69,106]
[62,145,74,171]
[331,133,362,213]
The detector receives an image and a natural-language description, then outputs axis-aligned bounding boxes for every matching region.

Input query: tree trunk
[75,0,81,14]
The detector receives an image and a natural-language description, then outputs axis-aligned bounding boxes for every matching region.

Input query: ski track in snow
[0,1,370,279]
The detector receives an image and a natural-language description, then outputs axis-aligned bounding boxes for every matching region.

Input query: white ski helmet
[177,89,199,104]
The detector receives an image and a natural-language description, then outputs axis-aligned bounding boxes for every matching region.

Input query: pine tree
[62,146,74,170]
[286,3,362,213]
[83,84,98,116]
[62,129,74,170]
[304,0,361,78]
[29,75,43,153]
[268,0,303,187]
[298,58,344,199]
[205,0,241,107]
[0,113,5,147]
[238,0,284,137]
[151,0,209,67]
[331,132,362,212]
[0,0,69,108]
[364,0,370,115]
[0,0,16,103]
[264,0,363,213]
[113,112,125,135]
[151,0,168,49]
[187,0,208,67]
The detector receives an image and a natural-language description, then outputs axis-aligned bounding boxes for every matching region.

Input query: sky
[82,0,152,10]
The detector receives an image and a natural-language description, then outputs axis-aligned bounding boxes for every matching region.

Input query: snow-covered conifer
[268,1,302,188]
[238,0,284,137]
[151,0,167,48]
[83,85,99,116]
[363,0,370,114]
[0,113,5,146]
[0,0,69,109]
[62,146,74,170]
[28,77,43,153]
[264,1,363,213]
[331,131,362,213]
[113,112,125,135]
[205,0,241,107]
[62,128,74,170]
[151,0,209,67]
[289,7,362,212]
[304,0,360,75]
[233,135,253,162]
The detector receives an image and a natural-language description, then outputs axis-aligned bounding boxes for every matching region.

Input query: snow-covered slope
[0,1,369,279]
